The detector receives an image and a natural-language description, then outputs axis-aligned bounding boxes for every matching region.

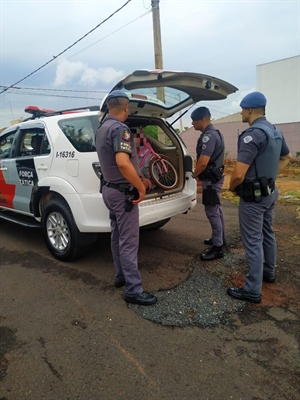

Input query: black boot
[200,246,224,261]
[204,238,227,246]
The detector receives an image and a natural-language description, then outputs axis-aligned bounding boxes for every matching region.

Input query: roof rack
[24,105,100,120]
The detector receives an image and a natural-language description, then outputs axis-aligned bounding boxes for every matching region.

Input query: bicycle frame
[137,138,168,173]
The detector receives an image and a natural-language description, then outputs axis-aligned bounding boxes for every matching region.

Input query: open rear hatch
[100,69,238,118]
[99,69,238,198]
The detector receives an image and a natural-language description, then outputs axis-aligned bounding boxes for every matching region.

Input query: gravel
[128,265,245,328]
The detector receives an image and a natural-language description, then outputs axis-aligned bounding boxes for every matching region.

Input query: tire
[41,198,82,261]
[149,155,178,190]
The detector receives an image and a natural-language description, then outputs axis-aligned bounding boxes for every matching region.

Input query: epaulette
[240,127,254,137]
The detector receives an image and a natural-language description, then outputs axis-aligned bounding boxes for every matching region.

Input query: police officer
[191,107,226,261]
[95,90,157,306]
[228,92,292,303]
[31,134,42,155]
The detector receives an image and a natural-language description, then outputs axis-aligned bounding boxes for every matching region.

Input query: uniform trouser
[239,187,278,294]
[102,185,143,296]
[202,179,225,247]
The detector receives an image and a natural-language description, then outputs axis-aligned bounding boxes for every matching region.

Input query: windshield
[122,87,190,108]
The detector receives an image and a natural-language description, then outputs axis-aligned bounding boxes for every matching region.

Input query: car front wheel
[41,198,81,261]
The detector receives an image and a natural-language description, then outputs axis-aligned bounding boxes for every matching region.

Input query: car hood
[100,69,238,118]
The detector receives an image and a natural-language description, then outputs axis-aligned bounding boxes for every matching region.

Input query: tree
[144,125,158,140]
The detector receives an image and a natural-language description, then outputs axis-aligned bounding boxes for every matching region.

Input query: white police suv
[0,70,237,261]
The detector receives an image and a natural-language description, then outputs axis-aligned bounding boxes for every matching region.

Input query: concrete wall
[181,121,300,160]
[256,56,300,124]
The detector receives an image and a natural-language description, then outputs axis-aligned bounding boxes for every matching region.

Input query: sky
[1,0,300,129]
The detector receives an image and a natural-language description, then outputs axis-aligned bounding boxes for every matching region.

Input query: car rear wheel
[41,198,82,261]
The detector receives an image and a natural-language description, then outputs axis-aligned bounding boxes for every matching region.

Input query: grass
[291,234,300,244]
[276,185,300,201]
[221,190,240,205]
[222,159,300,205]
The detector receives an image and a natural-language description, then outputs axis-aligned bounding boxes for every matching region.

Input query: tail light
[92,162,102,179]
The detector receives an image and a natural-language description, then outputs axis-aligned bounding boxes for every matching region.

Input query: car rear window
[58,115,99,152]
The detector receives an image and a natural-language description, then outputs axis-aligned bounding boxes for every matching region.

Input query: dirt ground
[222,160,300,304]
[193,159,300,309]
[0,160,299,400]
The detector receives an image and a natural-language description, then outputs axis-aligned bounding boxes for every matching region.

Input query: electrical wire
[143,0,152,9]
[4,91,101,101]
[0,85,107,93]
[1,8,151,91]
[2,88,238,117]
[0,0,132,95]
[63,11,151,63]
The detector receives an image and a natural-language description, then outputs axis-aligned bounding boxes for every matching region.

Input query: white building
[182,55,300,158]
[256,55,300,124]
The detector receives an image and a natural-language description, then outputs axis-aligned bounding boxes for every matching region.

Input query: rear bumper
[138,192,197,227]
[65,189,197,233]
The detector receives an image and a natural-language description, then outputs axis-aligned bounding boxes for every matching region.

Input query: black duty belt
[105,182,128,192]
[235,179,275,202]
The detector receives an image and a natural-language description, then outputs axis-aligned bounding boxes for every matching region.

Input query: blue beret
[106,90,129,102]
[191,106,210,121]
[240,92,267,108]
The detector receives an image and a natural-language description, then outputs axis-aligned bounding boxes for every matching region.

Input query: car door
[0,128,20,209]
[7,122,52,214]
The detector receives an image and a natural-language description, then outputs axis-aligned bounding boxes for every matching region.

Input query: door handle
[0,167,8,171]
[37,165,48,170]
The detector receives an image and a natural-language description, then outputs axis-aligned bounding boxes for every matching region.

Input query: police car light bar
[24,105,100,120]
[24,105,55,116]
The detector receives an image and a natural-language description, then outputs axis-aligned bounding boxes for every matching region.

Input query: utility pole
[177,93,184,133]
[151,0,165,103]
[151,0,163,70]
[9,101,14,120]
[151,1,183,134]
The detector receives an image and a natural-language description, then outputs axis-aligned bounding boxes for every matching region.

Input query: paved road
[1,197,299,400]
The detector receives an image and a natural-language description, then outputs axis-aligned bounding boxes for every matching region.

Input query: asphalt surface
[0,196,299,400]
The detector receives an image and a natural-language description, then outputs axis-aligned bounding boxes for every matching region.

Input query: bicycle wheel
[149,155,178,190]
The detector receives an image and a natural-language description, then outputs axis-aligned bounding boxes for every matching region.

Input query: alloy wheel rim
[46,211,69,251]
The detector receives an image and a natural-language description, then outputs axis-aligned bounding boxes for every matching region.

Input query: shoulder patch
[202,135,210,143]
[122,130,130,141]
[243,135,253,143]
[202,144,206,150]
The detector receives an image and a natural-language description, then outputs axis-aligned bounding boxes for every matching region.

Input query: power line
[12,9,151,88]
[0,0,132,95]
[201,101,239,114]
[0,86,234,112]
[0,85,107,93]
[63,11,151,65]
[4,91,100,101]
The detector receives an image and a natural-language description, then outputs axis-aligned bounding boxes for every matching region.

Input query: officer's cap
[240,92,267,108]
[106,90,129,102]
[191,106,210,121]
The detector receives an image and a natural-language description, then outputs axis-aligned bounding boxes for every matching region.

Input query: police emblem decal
[122,130,130,141]
[202,135,210,143]
[243,135,253,143]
